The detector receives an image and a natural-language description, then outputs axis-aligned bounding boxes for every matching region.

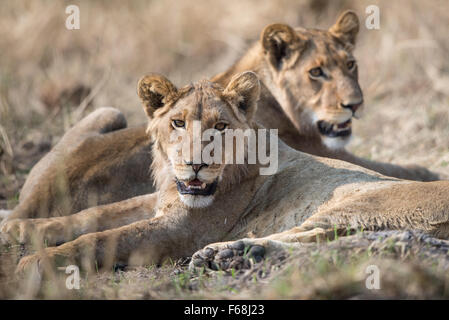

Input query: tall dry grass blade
[73,67,111,122]
[0,124,13,157]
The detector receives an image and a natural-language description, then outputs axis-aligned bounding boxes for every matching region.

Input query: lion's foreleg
[1,193,158,247]
[16,214,197,276]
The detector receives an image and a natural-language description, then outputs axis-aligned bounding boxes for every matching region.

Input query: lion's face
[261,11,363,149]
[138,72,260,208]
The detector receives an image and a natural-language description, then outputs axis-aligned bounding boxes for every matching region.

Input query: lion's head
[260,10,363,149]
[138,72,260,208]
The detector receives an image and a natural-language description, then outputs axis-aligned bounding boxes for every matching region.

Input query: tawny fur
[212,10,440,181]
[2,74,449,276]
[1,12,440,231]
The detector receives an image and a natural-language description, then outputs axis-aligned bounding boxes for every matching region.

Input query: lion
[1,11,440,226]
[1,108,154,221]
[4,72,449,276]
[212,10,440,181]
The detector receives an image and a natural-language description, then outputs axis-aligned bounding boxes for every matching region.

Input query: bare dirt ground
[0,0,448,299]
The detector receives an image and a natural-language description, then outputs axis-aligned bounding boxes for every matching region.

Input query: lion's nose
[185,161,208,174]
[341,101,363,114]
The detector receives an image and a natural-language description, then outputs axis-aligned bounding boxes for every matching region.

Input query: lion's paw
[15,253,44,278]
[0,218,65,247]
[15,248,66,279]
[0,219,30,245]
[189,239,266,272]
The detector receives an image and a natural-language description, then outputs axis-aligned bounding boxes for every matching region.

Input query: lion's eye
[214,122,228,131]
[309,67,324,78]
[172,120,185,128]
[347,60,356,70]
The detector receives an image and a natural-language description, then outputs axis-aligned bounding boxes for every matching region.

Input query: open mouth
[175,178,218,196]
[317,119,352,138]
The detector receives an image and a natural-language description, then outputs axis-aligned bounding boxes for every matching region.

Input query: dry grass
[0,0,448,299]
[2,230,449,299]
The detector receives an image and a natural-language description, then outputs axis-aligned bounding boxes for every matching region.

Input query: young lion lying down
[2,72,449,275]
[2,11,441,228]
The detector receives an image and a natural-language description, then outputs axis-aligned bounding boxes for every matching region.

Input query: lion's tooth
[201,182,206,189]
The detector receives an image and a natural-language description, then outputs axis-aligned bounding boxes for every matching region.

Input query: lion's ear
[137,73,178,118]
[261,23,305,70]
[329,10,359,46]
[223,71,260,122]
